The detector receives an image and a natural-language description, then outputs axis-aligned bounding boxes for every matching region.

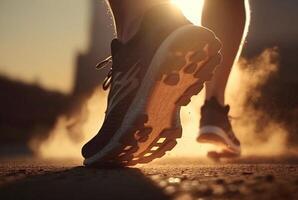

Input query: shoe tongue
[206,97,230,114]
[111,39,124,58]
[224,105,230,114]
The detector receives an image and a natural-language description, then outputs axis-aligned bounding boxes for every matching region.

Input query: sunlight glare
[171,0,205,25]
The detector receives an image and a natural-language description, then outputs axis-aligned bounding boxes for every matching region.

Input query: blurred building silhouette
[0,75,68,147]
[0,0,115,149]
[73,0,115,97]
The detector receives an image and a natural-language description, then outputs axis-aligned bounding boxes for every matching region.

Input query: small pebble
[242,172,253,176]
[164,185,177,195]
[191,180,199,187]
[180,181,193,192]
[196,185,213,197]
[226,185,239,195]
[212,185,226,196]
[265,174,275,182]
[215,178,225,185]
[158,180,168,188]
[150,175,161,181]
[232,179,244,185]
[174,193,193,200]
[168,177,181,184]
[204,173,212,177]
[239,185,250,195]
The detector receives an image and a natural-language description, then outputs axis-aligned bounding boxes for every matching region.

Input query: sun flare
[171,0,205,25]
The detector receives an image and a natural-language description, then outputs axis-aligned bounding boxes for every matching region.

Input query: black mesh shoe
[82,4,222,166]
[197,97,241,157]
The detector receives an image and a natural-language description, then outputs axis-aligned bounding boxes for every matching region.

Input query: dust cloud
[29,90,106,159]
[29,48,295,160]
[226,48,290,156]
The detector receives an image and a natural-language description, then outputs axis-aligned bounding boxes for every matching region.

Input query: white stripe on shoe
[198,125,241,154]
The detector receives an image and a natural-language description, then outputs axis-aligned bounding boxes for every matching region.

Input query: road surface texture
[0,157,298,200]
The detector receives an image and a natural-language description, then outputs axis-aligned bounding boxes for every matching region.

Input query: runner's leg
[202,0,248,105]
[108,0,170,43]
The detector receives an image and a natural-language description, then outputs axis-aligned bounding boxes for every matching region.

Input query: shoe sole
[207,150,240,161]
[84,25,222,167]
[197,126,241,156]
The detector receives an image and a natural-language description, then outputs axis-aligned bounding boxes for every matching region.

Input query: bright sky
[172,0,204,25]
[0,0,89,93]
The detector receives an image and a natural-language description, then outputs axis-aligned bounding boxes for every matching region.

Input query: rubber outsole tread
[124,55,221,165]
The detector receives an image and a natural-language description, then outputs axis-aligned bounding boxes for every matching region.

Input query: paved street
[0,158,298,200]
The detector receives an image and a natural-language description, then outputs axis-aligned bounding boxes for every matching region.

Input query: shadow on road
[0,166,170,200]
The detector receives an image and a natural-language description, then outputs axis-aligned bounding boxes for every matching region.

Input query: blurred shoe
[197,97,241,157]
[82,4,222,167]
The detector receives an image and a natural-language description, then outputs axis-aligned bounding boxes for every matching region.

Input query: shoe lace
[96,56,113,90]
[228,115,240,121]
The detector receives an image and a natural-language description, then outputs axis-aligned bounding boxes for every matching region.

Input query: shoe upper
[82,4,191,159]
[200,97,240,146]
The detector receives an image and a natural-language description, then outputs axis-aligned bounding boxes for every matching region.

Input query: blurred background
[0,0,297,159]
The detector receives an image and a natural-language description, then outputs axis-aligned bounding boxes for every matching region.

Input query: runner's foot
[82,4,222,166]
[197,97,241,158]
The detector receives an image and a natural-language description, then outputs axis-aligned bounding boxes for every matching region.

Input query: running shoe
[197,97,241,157]
[82,4,222,166]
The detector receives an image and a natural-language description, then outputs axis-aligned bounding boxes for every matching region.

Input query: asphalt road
[0,157,298,200]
